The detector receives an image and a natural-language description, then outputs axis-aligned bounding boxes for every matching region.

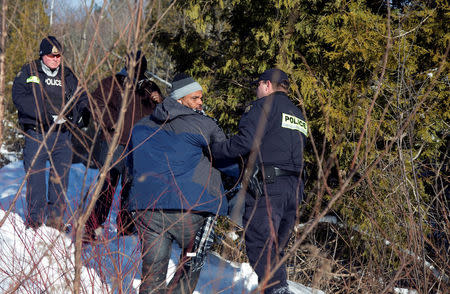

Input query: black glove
[77,108,90,129]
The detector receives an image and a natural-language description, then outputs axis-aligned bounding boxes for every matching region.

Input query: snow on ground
[0,210,106,293]
[0,161,323,293]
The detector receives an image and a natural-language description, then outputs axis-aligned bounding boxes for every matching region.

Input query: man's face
[178,90,203,111]
[42,53,61,70]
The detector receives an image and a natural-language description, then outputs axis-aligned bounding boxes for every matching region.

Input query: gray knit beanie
[169,73,203,100]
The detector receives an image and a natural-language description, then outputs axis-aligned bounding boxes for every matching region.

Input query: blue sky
[68,0,104,9]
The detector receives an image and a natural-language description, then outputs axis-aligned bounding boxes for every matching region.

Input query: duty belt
[272,166,300,177]
[248,165,301,199]
[262,165,300,183]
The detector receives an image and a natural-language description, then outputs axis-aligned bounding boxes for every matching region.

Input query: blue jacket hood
[151,96,200,123]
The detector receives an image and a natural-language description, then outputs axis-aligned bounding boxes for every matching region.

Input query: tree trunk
[0,0,8,147]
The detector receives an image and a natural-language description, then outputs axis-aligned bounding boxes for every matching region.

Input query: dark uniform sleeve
[211,101,265,161]
[210,121,227,144]
[71,74,89,111]
[75,83,89,113]
[75,86,90,128]
[65,69,90,127]
[207,117,241,179]
[12,64,47,124]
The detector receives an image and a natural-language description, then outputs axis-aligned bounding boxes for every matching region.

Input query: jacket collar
[151,96,198,123]
[40,60,59,77]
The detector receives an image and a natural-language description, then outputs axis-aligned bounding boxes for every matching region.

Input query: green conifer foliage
[5,0,49,84]
[1,0,49,165]
[154,0,449,287]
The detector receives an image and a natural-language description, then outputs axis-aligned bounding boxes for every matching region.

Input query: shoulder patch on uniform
[244,105,252,113]
[26,75,40,84]
[281,113,308,136]
[16,71,22,78]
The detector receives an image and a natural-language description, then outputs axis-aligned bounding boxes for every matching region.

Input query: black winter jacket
[211,91,307,173]
[12,59,88,129]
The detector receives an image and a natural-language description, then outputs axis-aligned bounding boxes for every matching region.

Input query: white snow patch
[0,210,106,293]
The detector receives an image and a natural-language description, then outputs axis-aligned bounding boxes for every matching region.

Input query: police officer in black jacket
[211,69,307,294]
[12,36,89,231]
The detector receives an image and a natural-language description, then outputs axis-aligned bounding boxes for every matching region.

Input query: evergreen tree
[1,0,49,166]
[153,0,449,289]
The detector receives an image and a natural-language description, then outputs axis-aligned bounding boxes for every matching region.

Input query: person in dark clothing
[85,50,163,241]
[211,69,307,294]
[12,36,90,231]
[128,73,239,294]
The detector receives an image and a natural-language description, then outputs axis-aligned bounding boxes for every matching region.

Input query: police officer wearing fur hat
[211,68,307,294]
[12,36,90,231]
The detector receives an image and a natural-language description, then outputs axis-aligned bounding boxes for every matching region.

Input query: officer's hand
[77,108,91,129]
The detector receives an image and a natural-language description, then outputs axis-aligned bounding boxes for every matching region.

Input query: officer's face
[256,80,270,98]
[42,53,61,70]
[179,90,203,111]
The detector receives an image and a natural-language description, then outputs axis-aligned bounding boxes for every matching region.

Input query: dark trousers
[87,142,130,230]
[243,176,301,294]
[23,129,72,225]
[135,210,206,294]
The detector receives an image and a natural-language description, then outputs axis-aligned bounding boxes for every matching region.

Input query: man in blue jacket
[211,69,307,294]
[128,73,237,293]
[12,36,89,231]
